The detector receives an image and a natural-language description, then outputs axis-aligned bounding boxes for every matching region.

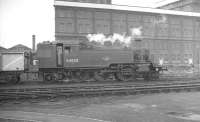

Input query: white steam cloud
[86,27,143,47]
[130,26,142,38]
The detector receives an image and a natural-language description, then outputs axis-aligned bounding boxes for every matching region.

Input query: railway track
[1,74,199,88]
[1,80,200,101]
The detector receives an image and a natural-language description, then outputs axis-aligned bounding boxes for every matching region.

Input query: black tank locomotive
[37,40,163,82]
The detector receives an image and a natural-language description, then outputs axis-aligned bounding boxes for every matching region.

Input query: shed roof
[54,1,200,17]
[0,46,7,50]
[9,44,31,50]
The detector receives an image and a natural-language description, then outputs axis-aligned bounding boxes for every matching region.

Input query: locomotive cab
[56,42,80,68]
[37,41,79,70]
[37,41,80,81]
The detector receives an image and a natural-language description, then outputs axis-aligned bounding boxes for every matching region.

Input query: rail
[1,80,200,101]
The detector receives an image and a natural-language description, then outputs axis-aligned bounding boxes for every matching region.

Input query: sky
[0,0,177,48]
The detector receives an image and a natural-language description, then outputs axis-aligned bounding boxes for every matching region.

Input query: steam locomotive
[0,39,165,83]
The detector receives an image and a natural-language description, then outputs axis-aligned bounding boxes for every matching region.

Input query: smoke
[86,33,131,47]
[112,33,131,46]
[86,27,143,47]
[86,33,106,45]
[130,26,142,38]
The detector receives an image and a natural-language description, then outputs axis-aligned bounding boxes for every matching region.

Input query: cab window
[65,46,71,54]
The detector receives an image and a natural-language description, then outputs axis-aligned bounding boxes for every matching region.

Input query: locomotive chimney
[32,35,36,52]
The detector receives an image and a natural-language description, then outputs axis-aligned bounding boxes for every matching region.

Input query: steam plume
[86,27,143,47]
[130,26,142,38]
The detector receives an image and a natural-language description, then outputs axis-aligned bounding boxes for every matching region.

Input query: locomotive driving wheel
[116,66,135,82]
[44,73,58,82]
[6,74,20,84]
[71,71,81,82]
[44,73,53,82]
[79,71,91,81]
[70,71,89,82]
[57,73,65,81]
[94,70,110,82]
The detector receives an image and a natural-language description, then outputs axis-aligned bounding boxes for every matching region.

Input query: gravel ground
[1,92,200,122]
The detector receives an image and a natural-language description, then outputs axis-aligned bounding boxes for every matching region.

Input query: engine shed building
[54,0,200,67]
